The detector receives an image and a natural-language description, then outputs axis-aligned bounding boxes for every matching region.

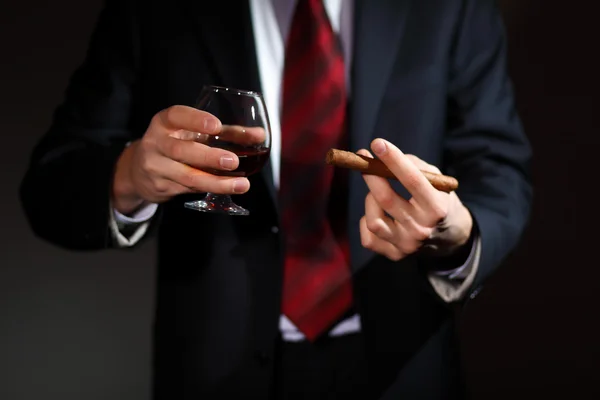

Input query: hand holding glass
[182,85,271,215]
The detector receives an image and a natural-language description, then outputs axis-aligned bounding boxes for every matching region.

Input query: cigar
[325,149,458,193]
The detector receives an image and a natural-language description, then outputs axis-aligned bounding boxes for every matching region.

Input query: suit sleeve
[440,0,533,298]
[19,0,152,251]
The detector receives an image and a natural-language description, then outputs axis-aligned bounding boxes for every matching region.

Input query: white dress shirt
[110,0,480,342]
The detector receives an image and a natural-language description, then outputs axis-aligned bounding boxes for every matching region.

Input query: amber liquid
[208,144,270,177]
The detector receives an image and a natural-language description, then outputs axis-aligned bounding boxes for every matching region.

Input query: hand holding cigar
[325,148,458,193]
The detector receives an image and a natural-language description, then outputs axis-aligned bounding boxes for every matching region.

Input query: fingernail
[233,179,249,193]
[204,118,218,132]
[372,139,387,155]
[220,156,234,170]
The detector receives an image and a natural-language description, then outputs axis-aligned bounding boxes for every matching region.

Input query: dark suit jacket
[20,0,532,398]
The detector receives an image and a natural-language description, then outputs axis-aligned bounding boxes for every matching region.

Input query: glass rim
[203,85,262,97]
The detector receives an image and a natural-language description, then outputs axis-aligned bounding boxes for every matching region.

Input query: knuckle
[387,250,403,262]
[194,176,220,194]
[414,227,432,242]
[377,192,395,210]
[140,157,155,175]
[139,136,155,153]
[365,219,381,235]
[398,241,417,255]
[360,219,373,249]
[179,172,197,189]
[431,205,448,222]
[219,179,237,194]
[179,185,193,195]
[169,140,185,162]
[407,154,441,174]
[164,106,179,125]
[366,192,376,203]
[361,234,373,249]
[395,240,409,254]
[405,154,420,164]
[198,148,212,167]
[150,113,163,129]
[396,210,413,224]
[405,173,423,190]
[152,180,169,194]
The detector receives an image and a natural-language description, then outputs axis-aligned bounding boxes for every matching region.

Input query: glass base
[184,193,249,216]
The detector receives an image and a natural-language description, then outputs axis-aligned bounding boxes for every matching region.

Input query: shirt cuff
[431,232,479,280]
[426,235,482,303]
[113,203,158,225]
[109,202,158,248]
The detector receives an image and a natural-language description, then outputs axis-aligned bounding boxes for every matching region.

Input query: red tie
[279,0,353,342]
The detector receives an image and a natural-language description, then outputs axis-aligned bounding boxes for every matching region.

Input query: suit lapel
[186,1,261,91]
[349,0,413,152]
[184,0,278,211]
[348,0,413,271]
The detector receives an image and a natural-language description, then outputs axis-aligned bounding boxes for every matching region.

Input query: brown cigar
[325,148,459,193]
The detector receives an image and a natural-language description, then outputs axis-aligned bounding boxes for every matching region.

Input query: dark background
[0,0,594,399]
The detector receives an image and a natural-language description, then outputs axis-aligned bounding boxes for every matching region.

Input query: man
[20,0,532,399]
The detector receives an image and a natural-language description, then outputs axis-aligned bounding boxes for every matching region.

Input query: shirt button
[271,226,279,234]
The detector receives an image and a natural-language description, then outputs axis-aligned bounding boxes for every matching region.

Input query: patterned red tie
[279,0,353,342]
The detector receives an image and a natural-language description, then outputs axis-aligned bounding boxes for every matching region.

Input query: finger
[364,193,396,241]
[169,129,207,141]
[364,190,432,255]
[360,147,442,230]
[137,155,194,200]
[370,139,445,218]
[404,154,441,174]
[157,105,222,135]
[356,148,373,158]
[218,125,267,146]
[360,217,405,261]
[394,211,434,244]
[403,155,451,226]
[393,222,427,255]
[362,198,427,256]
[149,177,193,200]
[158,157,250,194]
[156,135,239,172]
[361,165,415,223]
[171,126,266,147]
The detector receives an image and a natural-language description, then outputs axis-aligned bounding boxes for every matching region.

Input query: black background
[0,1,594,398]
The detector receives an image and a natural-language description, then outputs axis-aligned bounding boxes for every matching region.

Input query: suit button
[469,286,482,300]
[254,351,270,366]
[271,226,279,234]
